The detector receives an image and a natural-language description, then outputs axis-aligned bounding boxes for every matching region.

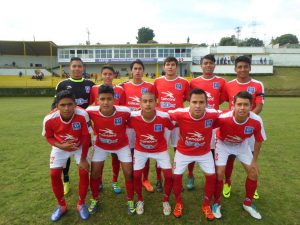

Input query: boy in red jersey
[188,54,226,189]
[212,91,266,220]
[128,92,174,216]
[86,85,135,215]
[221,56,264,199]
[43,90,91,221]
[169,88,218,220]
[89,65,125,194]
[122,60,156,193]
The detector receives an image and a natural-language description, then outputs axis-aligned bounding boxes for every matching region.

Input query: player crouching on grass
[168,88,219,220]
[212,91,266,220]
[86,85,135,215]
[128,92,174,215]
[42,90,91,221]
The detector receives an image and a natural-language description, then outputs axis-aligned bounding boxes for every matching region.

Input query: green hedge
[0,88,54,96]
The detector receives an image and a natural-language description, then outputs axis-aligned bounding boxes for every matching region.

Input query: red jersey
[190,75,226,109]
[215,110,266,144]
[154,76,190,112]
[122,81,155,111]
[128,110,174,153]
[222,79,264,110]
[86,105,130,150]
[168,108,219,156]
[42,107,91,154]
[89,85,125,106]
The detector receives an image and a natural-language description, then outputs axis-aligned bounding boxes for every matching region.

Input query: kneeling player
[42,90,91,221]
[128,92,174,215]
[169,88,219,220]
[212,91,266,220]
[86,85,135,215]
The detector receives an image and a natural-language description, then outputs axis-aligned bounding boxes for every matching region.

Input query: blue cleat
[51,206,67,222]
[187,176,195,190]
[112,182,122,194]
[77,204,90,220]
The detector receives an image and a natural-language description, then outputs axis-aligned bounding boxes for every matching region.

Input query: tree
[199,43,208,47]
[136,27,155,44]
[219,35,237,46]
[239,38,264,47]
[272,34,299,46]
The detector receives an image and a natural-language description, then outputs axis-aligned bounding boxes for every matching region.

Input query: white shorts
[173,151,215,175]
[165,127,180,147]
[126,128,136,149]
[50,146,83,169]
[247,135,255,152]
[215,139,253,166]
[92,145,132,163]
[210,129,217,150]
[133,150,172,170]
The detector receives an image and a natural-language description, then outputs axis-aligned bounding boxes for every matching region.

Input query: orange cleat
[202,205,215,221]
[173,203,183,218]
[142,180,154,193]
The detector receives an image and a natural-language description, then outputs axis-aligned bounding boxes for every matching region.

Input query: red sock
[50,169,66,206]
[162,169,173,202]
[187,162,195,177]
[125,179,134,201]
[142,159,150,181]
[134,169,144,201]
[78,168,89,205]
[225,156,235,185]
[156,162,162,181]
[112,154,120,183]
[173,174,183,204]
[203,174,216,206]
[90,175,101,200]
[244,177,257,206]
[214,179,223,205]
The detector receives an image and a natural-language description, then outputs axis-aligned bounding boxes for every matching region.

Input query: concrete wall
[0,68,52,76]
[0,55,58,68]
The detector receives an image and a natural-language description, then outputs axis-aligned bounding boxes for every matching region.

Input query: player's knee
[247,167,258,180]
[50,168,62,179]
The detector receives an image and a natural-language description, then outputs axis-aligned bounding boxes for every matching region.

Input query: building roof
[0,40,57,56]
[59,43,198,48]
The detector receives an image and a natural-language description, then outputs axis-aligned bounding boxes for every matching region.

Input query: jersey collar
[69,77,85,82]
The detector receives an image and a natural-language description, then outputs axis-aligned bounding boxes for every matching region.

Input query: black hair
[189,88,207,102]
[130,59,145,70]
[70,57,83,64]
[163,56,178,66]
[98,84,114,97]
[55,90,75,104]
[233,91,253,104]
[201,54,216,64]
[101,65,115,73]
[235,56,251,67]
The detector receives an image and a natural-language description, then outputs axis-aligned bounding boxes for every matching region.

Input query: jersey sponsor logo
[99,137,118,144]
[175,83,182,90]
[154,124,162,132]
[185,131,205,147]
[205,91,214,102]
[161,91,175,102]
[66,85,72,89]
[141,88,148,94]
[85,86,91,93]
[205,119,213,128]
[247,86,255,94]
[98,128,117,137]
[244,126,254,134]
[128,96,140,107]
[114,93,120,99]
[60,134,78,143]
[72,122,81,130]
[140,134,157,149]
[114,117,122,125]
[224,135,243,144]
[75,98,88,106]
[213,82,219,89]
[160,102,175,109]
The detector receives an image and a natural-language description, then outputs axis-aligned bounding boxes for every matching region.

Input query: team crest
[205,119,213,128]
[114,93,120,99]
[244,126,254,134]
[141,88,148,94]
[85,86,91,93]
[72,122,81,130]
[154,124,162,132]
[114,117,122,125]
[213,82,219,89]
[247,86,255,94]
[175,83,182,90]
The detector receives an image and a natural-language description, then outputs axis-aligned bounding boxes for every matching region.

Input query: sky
[1,0,299,46]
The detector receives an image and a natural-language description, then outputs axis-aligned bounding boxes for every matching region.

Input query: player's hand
[249,161,259,176]
[57,141,78,150]
[79,158,90,171]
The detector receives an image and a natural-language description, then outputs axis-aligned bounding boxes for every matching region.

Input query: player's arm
[252,103,263,115]
[252,141,262,163]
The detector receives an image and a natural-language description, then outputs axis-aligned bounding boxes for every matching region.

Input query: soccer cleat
[162,201,171,216]
[173,203,183,218]
[142,180,154,193]
[136,201,144,215]
[77,204,90,220]
[88,199,99,214]
[51,206,67,222]
[253,189,260,200]
[127,200,136,215]
[156,180,163,193]
[202,205,215,221]
[112,182,122,194]
[212,203,222,219]
[243,204,262,220]
[63,181,70,196]
[223,183,231,198]
[187,176,195,190]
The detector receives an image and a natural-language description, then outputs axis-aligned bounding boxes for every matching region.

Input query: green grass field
[0,97,299,225]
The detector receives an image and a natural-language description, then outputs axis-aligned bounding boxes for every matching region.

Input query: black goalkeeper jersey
[52,77,95,109]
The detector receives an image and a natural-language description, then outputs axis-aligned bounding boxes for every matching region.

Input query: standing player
[122,59,156,193]
[52,57,95,195]
[212,91,266,220]
[86,85,135,215]
[169,88,218,220]
[221,56,264,199]
[128,92,174,215]
[188,54,226,189]
[89,65,125,194]
[154,56,190,192]
[43,90,91,221]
